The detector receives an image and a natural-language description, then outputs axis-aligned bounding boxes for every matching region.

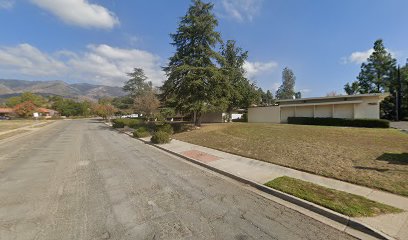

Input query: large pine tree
[219,40,258,121]
[400,61,408,119]
[356,39,396,93]
[161,0,226,126]
[276,67,297,99]
[344,39,398,119]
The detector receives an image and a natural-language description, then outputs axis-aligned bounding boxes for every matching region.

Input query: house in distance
[248,93,388,123]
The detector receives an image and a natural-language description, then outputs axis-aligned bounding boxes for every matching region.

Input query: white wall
[315,105,332,118]
[248,106,281,123]
[280,107,295,123]
[333,104,354,119]
[354,97,381,119]
[248,96,383,123]
[295,106,314,117]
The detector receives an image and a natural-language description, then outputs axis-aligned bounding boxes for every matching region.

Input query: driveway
[391,121,408,132]
[0,120,355,240]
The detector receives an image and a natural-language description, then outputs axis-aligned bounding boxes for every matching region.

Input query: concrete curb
[107,124,393,240]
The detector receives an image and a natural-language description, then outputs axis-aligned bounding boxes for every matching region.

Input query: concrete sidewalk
[138,136,408,240]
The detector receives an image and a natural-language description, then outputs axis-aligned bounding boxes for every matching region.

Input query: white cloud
[0,44,67,76]
[30,0,119,29]
[0,0,14,9]
[344,48,396,64]
[220,0,263,22]
[243,60,278,78]
[0,43,165,86]
[271,82,280,91]
[345,49,374,64]
[67,44,164,86]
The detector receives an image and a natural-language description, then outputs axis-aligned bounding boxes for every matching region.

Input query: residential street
[0,120,355,240]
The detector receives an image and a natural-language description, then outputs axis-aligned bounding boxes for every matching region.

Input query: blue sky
[0,0,407,97]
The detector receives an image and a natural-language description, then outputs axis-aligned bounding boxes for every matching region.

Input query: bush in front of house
[151,131,171,144]
[112,118,144,128]
[170,122,191,133]
[133,127,150,138]
[287,117,390,128]
[126,118,144,128]
[112,119,125,128]
[156,123,174,135]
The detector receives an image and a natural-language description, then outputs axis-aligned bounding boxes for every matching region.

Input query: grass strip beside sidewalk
[174,123,408,196]
[265,176,403,217]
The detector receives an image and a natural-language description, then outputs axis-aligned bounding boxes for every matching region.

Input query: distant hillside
[0,79,126,100]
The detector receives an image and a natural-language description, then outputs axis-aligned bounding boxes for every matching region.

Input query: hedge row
[287,117,390,128]
[112,118,144,128]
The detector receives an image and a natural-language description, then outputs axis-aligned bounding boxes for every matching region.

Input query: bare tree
[133,89,160,118]
[326,91,340,97]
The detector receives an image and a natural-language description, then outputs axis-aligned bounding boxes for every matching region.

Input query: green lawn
[174,123,408,196]
[265,177,402,217]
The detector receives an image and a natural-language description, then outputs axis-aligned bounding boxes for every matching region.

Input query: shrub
[112,119,125,128]
[156,123,174,135]
[112,118,143,128]
[151,131,171,144]
[287,117,390,128]
[133,127,150,138]
[127,119,143,128]
[241,113,248,122]
[170,122,190,133]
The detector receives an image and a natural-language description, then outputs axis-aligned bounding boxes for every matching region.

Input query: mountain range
[0,79,126,101]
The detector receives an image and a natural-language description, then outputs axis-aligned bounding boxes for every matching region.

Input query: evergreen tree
[161,0,225,126]
[355,39,396,93]
[344,81,361,95]
[295,91,302,99]
[344,39,397,119]
[265,90,274,105]
[257,88,266,105]
[219,40,258,121]
[276,67,296,99]
[123,68,152,97]
[400,61,408,119]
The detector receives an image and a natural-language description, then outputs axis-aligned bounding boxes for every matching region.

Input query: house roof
[0,108,14,113]
[275,93,389,103]
[37,108,58,113]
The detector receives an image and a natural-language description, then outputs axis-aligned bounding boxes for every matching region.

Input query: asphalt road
[0,120,355,240]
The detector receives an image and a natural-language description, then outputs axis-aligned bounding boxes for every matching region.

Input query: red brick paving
[181,150,221,163]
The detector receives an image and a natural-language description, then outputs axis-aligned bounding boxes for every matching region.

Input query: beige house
[248,93,388,123]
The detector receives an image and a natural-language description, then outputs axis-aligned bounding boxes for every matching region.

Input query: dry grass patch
[0,130,30,140]
[30,121,54,128]
[174,123,408,196]
[265,176,402,217]
[0,120,43,132]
